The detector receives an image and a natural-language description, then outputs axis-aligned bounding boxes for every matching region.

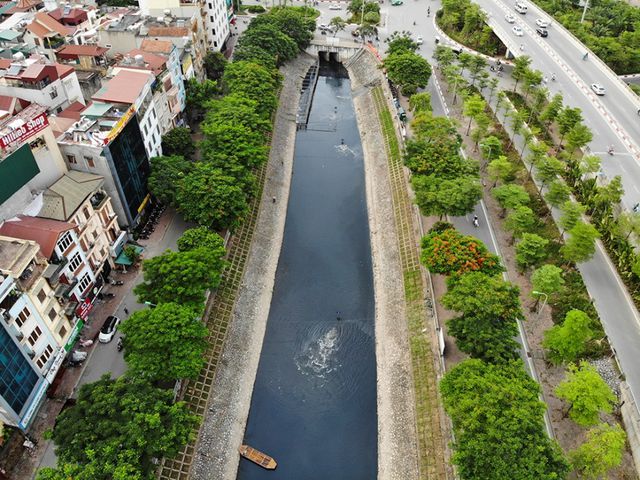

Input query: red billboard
[0,113,48,148]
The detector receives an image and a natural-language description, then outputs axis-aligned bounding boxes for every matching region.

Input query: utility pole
[580,0,589,23]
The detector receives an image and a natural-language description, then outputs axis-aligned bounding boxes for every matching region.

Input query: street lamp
[532,290,548,316]
[144,301,157,308]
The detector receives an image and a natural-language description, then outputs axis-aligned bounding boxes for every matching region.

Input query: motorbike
[110,280,124,286]
[117,337,123,352]
[79,339,93,348]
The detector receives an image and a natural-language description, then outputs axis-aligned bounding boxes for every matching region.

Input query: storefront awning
[114,244,144,266]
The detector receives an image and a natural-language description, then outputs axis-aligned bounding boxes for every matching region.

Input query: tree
[421,227,503,276]
[540,92,563,126]
[543,309,594,364]
[545,179,572,208]
[177,226,226,252]
[535,155,564,187]
[185,78,219,121]
[487,156,514,186]
[505,205,536,240]
[557,107,583,145]
[412,174,482,218]
[511,55,532,92]
[408,92,432,113]
[203,51,227,80]
[148,155,192,206]
[579,154,602,179]
[433,45,456,68]
[236,23,298,66]
[570,423,627,479]
[556,361,616,426]
[522,68,543,100]
[441,360,570,480]
[565,123,593,157]
[383,52,432,95]
[531,264,565,300]
[121,303,208,381]
[448,313,520,362]
[134,247,226,307]
[200,121,268,170]
[559,200,586,234]
[462,93,486,135]
[616,211,640,242]
[47,375,198,479]
[176,162,250,230]
[222,61,281,118]
[480,135,502,163]
[486,77,500,103]
[404,138,472,177]
[593,175,624,216]
[507,109,526,149]
[205,93,271,137]
[258,6,315,49]
[562,221,600,264]
[492,184,530,216]
[233,43,277,70]
[161,127,195,159]
[329,16,347,36]
[515,233,549,269]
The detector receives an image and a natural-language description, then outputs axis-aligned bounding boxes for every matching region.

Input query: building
[92,68,161,157]
[55,103,151,227]
[38,170,126,274]
[97,8,206,81]
[140,39,186,112]
[54,44,110,101]
[0,103,68,222]
[0,234,75,430]
[0,54,84,113]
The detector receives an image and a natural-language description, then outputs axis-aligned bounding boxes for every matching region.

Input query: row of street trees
[382,33,432,96]
[430,45,627,479]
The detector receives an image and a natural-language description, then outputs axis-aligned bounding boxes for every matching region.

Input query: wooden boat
[238,444,278,470]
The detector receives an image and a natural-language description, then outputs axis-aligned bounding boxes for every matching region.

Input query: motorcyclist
[473,215,479,227]
[551,72,556,81]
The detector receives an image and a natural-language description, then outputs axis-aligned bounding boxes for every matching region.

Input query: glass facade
[106,116,150,223]
[0,326,39,416]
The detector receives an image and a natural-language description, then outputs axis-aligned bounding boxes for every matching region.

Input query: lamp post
[144,301,157,308]
[532,290,548,317]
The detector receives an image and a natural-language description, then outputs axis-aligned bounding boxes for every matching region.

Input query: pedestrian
[473,215,479,227]
[633,203,640,213]
[124,306,129,315]
[272,196,276,203]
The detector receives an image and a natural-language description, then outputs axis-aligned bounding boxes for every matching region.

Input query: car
[416,35,423,45]
[536,27,548,37]
[591,83,606,95]
[391,0,403,5]
[505,13,516,23]
[512,25,524,36]
[318,23,330,31]
[351,28,360,37]
[99,315,121,343]
[536,18,549,27]
[514,1,527,13]
[328,3,342,9]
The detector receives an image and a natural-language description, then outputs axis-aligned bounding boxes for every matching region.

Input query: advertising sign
[0,113,48,149]
[45,347,66,383]
[103,104,136,145]
[18,379,48,430]
[64,318,85,352]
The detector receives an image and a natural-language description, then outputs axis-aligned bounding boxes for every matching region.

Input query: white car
[99,315,121,343]
[328,3,342,9]
[505,13,516,23]
[416,35,423,45]
[591,83,606,96]
[535,18,549,27]
[512,25,524,36]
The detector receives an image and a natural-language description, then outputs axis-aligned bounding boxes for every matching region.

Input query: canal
[238,61,378,480]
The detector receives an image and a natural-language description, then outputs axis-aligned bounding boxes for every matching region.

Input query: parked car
[514,1,527,14]
[416,35,423,45]
[505,13,516,23]
[328,3,342,9]
[536,27,548,37]
[512,25,524,36]
[535,18,549,27]
[591,83,606,96]
[318,23,331,31]
[391,0,403,5]
[99,315,121,343]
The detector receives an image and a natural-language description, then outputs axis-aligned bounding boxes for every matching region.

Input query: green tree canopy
[504,205,536,240]
[200,121,268,170]
[383,52,432,95]
[421,227,503,276]
[134,246,226,307]
[545,179,572,208]
[515,233,550,269]
[385,31,419,55]
[543,309,594,365]
[570,423,627,479]
[556,361,616,426]
[185,78,219,120]
[121,303,208,381]
[412,174,482,218]
[47,375,198,480]
[222,61,281,118]
[203,51,227,81]
[559,200,586,233]
[531,264,565,298]
[253,6,315,49]
[561,221,600,264]
[161,127,195,159]
[176,162,250,230]
[487,155,514,186]
[148,155,192,207]
[441,359,570,480]
[404,139,473,177]
[237,23,298,65]
[408,92,432,113]
[232,43,277,70]
[492,184,530,215]
[204,94,271,137]
[177,226,226,252]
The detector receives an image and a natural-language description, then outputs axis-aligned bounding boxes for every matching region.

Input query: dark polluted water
[237,61,377,480]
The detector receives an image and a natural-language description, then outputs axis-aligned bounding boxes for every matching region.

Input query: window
[36,344,54,369]
[15,307,30,328]
[57,231,73,251]
[48,308,57,321]
[50,86,58,99]
[84,156,95,168]
[78,272,92,295]
[208,2,212,7]
[27,325,42,346]
[37,289,47,303]
[0,327,39,413]
[67,154,77,164]
[58,324,67,339]
[210,15,213,22]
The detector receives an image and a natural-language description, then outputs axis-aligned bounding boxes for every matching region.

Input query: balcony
[90,191,108,210]
[16,261,44,293]
[43,256,68,287]
[0,274,15,303]
[0,288,20,312]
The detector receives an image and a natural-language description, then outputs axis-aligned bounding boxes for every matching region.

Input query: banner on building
[0,113,48,148]
[103,105,136,145]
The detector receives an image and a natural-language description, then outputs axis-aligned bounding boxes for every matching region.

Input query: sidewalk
[0,208,190,480]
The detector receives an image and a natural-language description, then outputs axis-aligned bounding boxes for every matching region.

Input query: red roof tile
[0,215,76,258]
[140,39,173,54]
[56,44,109,58]
[92,69,153,105]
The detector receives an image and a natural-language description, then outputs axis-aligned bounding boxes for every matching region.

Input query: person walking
[123,306,129,315]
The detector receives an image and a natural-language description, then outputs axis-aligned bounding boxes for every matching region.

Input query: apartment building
[140,39,186,112]
[0,54,84,113]
[54,44,110,101]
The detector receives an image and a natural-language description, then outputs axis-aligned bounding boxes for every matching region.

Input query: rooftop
[0,56,75,83]
[118,49,166,75]
[140,38,173,54]
[25,11,74,39]
[39,170,104,221]
[0,234,39,277]
[56,44,109,59]
[92,69,152,105]
[0,214,76,258]
[56,102,134,148]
